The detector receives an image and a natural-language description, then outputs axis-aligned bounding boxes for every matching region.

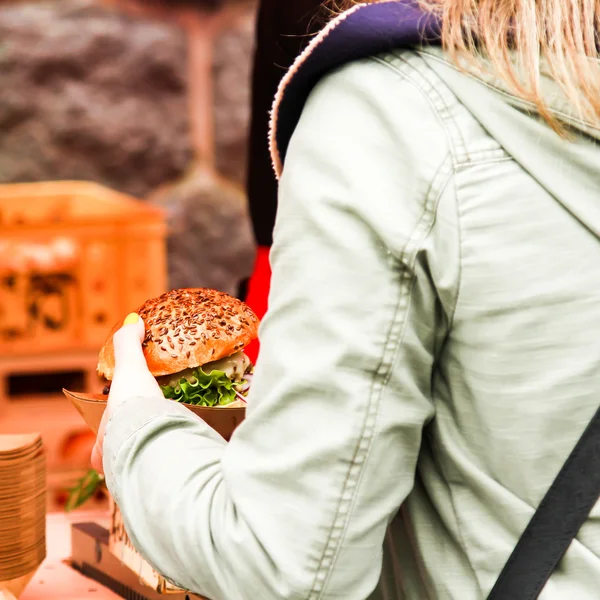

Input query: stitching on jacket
[403,53,474,165]
[455,154,513,168]
[304,251,403,599]
[378,52,515,167]
[310,155,454,600]
[419,49,600,135]
[445,172,462,334]
[373,54,469,166]
[369,52,466,336]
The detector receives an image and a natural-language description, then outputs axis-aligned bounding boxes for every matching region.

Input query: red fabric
[244,246,272,363]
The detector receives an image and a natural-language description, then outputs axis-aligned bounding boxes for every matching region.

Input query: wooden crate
[0,350,102,405]
[0,181,167,358]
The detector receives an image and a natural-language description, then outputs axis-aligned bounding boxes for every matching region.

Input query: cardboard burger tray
[69,522,208,600]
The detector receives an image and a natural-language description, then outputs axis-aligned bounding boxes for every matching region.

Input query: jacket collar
[269,0,442,177]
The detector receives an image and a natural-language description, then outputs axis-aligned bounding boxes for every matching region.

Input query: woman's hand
[91,313,163,474]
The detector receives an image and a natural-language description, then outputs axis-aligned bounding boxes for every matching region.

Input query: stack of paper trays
[0,434,46,599]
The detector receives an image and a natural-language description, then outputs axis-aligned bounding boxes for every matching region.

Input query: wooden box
[70,521,208,600]
[0,181,167,358]
[109,498,185,595]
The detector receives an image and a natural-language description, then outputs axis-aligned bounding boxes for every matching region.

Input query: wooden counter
[20,511,120,600]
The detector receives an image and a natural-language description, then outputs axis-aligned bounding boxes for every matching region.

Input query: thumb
[113,313,146,373]
[109,313,162,402]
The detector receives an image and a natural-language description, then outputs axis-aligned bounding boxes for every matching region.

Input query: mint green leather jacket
[104,47,600,599]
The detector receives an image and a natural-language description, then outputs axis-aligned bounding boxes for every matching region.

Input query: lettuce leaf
[161,368,239,407]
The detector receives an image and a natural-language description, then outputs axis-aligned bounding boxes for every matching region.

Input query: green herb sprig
[65,468,106,512]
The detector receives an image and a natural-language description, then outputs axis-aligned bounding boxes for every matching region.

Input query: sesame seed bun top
[98,288,259,381]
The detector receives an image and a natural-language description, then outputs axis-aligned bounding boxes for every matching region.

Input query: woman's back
[387,50,600,596]
[275,43,600,597]
[402,49,600,598]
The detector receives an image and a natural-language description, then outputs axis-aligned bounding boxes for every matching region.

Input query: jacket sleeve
[103,55,457,600]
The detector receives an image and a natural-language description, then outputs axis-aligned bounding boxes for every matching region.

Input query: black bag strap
[487,406,600,599]
[270,3,600,598]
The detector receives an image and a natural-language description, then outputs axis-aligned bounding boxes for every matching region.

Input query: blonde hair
[326,0,600,131]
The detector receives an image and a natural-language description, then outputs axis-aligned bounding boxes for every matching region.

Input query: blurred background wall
[0,0,259,509]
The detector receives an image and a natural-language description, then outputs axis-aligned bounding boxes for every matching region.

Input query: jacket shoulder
[305,49,501,172]
[301,51,454,180]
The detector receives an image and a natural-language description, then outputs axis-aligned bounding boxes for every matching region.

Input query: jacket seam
[447,155,514,331]
[307,251,404,599]
[371,50,466,339]
[311,154,453,600]
[445,169,462,333]
[377,52,521,167]
[456,155,513,168]
[372,54,468,167]
[431,161,482,592]
[418,49,600,135]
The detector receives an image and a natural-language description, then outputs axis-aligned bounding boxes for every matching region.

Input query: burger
[97,288,259,407]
